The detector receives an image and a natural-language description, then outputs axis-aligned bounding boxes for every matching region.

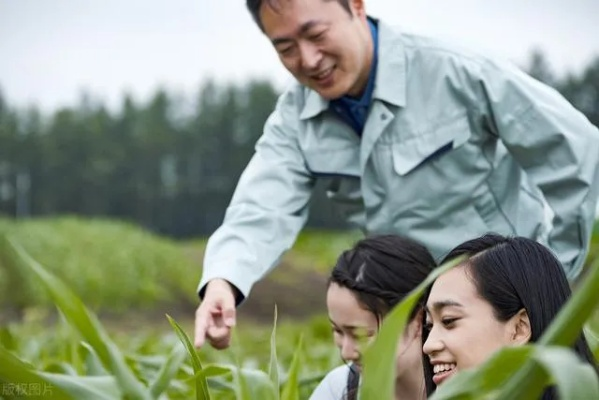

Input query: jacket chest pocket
[303,146,364,225]
[392,115,471,176]
[303,146,361,179]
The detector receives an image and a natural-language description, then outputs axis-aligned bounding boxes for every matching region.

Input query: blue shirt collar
[334,18,378,106]
[328,18,379,134]
[301,17,408,121]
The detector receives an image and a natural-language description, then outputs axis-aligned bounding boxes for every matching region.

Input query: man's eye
[309,31,325,41]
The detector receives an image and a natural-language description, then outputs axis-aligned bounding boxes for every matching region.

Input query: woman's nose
[422,326,443,356]
[340,336,359,362]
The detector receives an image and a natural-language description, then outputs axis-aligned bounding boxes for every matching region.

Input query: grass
[0,216,199,313]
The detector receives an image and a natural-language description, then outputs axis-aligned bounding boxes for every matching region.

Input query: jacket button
[381,113,388,120]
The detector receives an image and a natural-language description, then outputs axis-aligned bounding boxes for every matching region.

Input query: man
[194,0,599,349]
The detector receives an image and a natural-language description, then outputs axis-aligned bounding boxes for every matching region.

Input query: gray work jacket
[198,21,599,299]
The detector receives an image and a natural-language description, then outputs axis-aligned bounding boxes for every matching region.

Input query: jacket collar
[299,20,407,120]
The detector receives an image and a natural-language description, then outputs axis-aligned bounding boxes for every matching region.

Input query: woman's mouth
[432,363,457,385]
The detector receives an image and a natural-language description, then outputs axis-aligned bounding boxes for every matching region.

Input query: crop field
[0,217,598,399]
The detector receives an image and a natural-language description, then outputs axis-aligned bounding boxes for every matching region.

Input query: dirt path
[183,246,329,324]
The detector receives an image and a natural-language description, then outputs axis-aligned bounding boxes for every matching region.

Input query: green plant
[0,236,320,399]
[1,226,598,400]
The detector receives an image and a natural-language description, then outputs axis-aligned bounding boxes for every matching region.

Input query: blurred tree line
[0,79,346,236]
[0,52,598,238]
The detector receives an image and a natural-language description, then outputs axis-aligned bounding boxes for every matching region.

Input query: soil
[238,260,328,323]
[182,246,329,324]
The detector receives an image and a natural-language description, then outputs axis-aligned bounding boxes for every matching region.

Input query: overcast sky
[1,0,598,112]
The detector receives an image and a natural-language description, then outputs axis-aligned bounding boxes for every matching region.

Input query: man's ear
[510,308,532,345]
[349,0,366,18]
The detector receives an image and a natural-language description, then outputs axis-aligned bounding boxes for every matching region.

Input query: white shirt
[310,365,353,400]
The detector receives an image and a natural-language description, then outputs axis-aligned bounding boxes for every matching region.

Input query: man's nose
[299,43,322,70]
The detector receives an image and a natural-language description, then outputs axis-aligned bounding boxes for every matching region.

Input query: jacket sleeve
[479,60,599,279]
[197,91,315,301]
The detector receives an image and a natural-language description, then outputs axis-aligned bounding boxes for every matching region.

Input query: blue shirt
[330,19,379,136]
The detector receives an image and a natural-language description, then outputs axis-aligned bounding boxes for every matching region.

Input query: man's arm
[197,91,315,301]
[479,60,599,278]
[194,91,315,349]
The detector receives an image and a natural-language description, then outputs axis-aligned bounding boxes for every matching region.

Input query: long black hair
[330,234,436,324]
[329,234,437,400]
[422,233,598,398]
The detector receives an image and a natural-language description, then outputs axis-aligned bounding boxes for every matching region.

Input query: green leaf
[0,346,71,400]
[78,342,108,376]
[204,374,236,392]
[360,255,466,400]
[194,365,233,380]
[532,346,599,399]
[149,343,187,398]
[39,373,122,400]
[269,304,280,400]
[586,326,599,360]
[166,314,210,400]
[43,362,79,376]
[233,347,252,400]
[281,335,304,400]
[0,326,17,351]
[429,346,534,400]
[430,344,599,400]
[539,256,599,347]
[297,372,327,389]
[239,368,278,400]
[6,237,150,400]
[192,363,276,399]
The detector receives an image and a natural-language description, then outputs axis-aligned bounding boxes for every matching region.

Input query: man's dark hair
[246,0,352,31]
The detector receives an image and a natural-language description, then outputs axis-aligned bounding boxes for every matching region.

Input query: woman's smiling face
[422,265,524,386]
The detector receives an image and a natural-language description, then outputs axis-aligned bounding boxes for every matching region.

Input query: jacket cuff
[197,276,247,306]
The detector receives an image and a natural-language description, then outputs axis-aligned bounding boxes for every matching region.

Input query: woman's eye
[354,331,374,342]
[352,327,370,337]
[423,322,433,332]
[441,318,458,327]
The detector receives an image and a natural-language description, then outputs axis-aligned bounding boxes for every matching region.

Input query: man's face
[259,0,373,100]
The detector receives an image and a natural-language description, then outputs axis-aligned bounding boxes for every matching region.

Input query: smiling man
[261,0,374,100]
[194,0,599,351]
